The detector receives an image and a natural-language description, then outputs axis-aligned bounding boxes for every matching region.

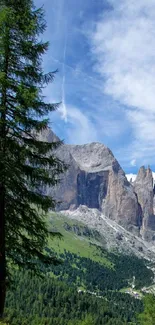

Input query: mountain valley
[5,212,154,324]
[5,128,155,324]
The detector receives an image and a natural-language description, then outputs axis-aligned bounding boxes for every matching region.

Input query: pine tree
[0,0,65,316]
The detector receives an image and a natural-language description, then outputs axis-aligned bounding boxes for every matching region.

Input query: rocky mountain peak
[136,166,146,181]
[134,166,153,191]
[146,166,153,183]
[68,142,116,173]
[44,132,141,233]
[133,166,154,240]
[135,166,153,186]
[41,128,155,241]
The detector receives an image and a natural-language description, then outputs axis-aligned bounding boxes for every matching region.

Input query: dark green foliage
[138,294,155,325]
[49,250,153,291]
[0,0,65,315]
[4,250,149,324]
[4,271,143,325]
[67,315,95,325]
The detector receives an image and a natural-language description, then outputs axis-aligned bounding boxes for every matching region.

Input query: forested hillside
[3,216,154,325]
[5,271,143,325]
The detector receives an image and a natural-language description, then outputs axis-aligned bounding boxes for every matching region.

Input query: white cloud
[36,0,130,163]
[130,159,136,167]
[126,173,137,182]
[66,106,99,145]
[90,0,155,165]
[58,102,68,122]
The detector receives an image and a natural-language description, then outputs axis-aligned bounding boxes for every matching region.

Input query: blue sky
[35,0,155,173]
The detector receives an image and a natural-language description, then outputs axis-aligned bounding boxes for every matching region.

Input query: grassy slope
[48,213,154,292]
[48,213,114,268]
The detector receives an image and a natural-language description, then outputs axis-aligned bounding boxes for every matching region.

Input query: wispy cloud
[90,0,155,166]
[60,28,68,121]
[66,106,99,144]
[130,159,136,167]
[35,0,155,171]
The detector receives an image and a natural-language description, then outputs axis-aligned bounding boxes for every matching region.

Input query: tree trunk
[0,183,5,318]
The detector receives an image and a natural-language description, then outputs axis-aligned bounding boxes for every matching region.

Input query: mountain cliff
[133,167,155,240]
[41,128,155,241]
[54,140,141,232]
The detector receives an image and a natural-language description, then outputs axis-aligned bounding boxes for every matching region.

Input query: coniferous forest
[3,249,154,324]
[4,271,142,325]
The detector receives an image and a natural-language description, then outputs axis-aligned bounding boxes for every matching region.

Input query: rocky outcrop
[133,166,155,240]
[103,166,142,232]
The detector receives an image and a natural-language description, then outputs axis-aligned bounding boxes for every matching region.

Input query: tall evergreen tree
[0,0,65,316]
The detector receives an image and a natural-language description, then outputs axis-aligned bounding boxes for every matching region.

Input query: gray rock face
[61,205,155,260]
[42,130,141,232]
[47,145,79,210]
[103,167,142,231]
[133,166,155,240]
[37,127,60,143]
[41,128,155,240]
[69,143,113,210]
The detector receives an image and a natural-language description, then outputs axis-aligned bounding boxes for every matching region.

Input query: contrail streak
[61,31,68,122]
